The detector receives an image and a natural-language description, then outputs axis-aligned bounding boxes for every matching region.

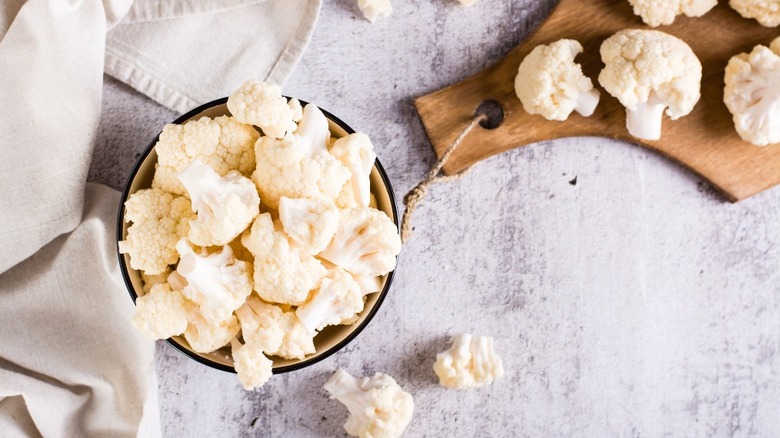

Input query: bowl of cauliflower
[116,80,402,390]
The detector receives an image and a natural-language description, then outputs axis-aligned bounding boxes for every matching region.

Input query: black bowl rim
[116,96,399,374]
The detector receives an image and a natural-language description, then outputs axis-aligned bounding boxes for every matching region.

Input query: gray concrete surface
[90,1,780,436]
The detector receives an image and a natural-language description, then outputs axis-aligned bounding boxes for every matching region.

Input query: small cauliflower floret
[296,268,364,332]
[141,268,171,294]
[231,338,273,390]
[354,274,383,295]
[235,296,286,353]
[242,213,327,305]
[152,116,259,196]
[252,104,350,209]
[599,29,702,140]
[324,369,414,438]
[278,197,340,254]
[184,310,240,353]
[132,283,191,340]
[723,37,780,146]
[227,80,300,138]
[320,207,401,277]
[433,334,504,389]
[175,239,253,322]
[273,309,316,360]
[628,0,716,27]
[119,188,195,275]
[730,0,780,27]
[178,160,260,246]
[357,0,392,22]
[515,39,601,121]
[330,133,377,207]
[456,0,481,6]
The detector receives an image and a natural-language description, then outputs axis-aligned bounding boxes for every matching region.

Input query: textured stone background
[90,1,780,436]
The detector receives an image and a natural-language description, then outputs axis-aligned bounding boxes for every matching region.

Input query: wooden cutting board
[414,0,779,202]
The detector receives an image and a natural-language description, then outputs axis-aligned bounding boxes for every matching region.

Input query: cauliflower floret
[296,268,365,332]
[330,133,377,207]
[119,188,195,275]
[730,0,780,27]
[132,283,191,340]
[723,37,780,146]
[227,80,300,138]
[433,334,504,390]
[231,338,273,390]
[141,268,171,294]
[320,207,401,277]
[177,160,260,246]
[278,197,340,254]
[627,0,716,27]
[183,310,240,354]
[598,29,702,140]
[152,116,259,196]
[324,369,414,438]
[242,213,327,305]
[357,0,393,22]
[235,296,286,353]
[175,239,253,323]
[456,0,481,6]
[252,104,349,209]
[354,274,383,295]
[515,39,601,121]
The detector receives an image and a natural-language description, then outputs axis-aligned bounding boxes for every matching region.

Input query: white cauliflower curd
[724,36,780,146]
[278,196,340,255]
[598,29,702,140]
[628,0,716,26]
[433,334,504,389]
[227,80,302,138]
[357,0,392,23]
[515,39,600,121]
[730,0,780,27]
[324,369,414,438]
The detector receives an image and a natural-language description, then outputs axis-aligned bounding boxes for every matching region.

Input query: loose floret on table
[730,0,780,27]
[628,0,716,27]
[598,29,701,140]
[433,334,504,389]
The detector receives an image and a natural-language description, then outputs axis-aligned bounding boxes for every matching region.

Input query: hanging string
[400,114,487,243]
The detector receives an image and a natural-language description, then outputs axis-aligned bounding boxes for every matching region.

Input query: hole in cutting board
[474,99,504,130]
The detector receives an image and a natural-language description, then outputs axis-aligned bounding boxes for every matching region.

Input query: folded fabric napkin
[0,0,320,435]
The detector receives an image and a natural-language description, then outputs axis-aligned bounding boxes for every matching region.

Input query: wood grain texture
[414,0,779,201]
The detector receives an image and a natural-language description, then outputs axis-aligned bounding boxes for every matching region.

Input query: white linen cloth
[0,0,320,436]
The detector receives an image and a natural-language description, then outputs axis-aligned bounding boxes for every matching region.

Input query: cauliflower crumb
[227,80,300,138]
[433,334,504,389]
[628,0,716,27]
[730,0,780,27]
[515,39,600,121]
[119,188,195,275]
[357,0,392,22]
[152,116,259,196]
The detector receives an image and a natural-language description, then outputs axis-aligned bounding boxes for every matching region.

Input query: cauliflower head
[183,310,240,354]
[515,39,601,121]
[324,369,414,438]
[227,80,301,138]
[252,104,349,209]
[433,334,504,389]
[330,132,377,207]
[357,0,393,23]
[152,115,259,196]
[231,338,273,390]
[295,268,365,333]
[178,160,260,246]
[730,0,780,27]
[278,197,340,255]
[724,37,780,146]
[628,0,716,27]
[132,283,191,340]
[119,188,195,275]
[242,213,327,306]
[175,239,253,323]
[598,29,702,140]
[320,207,401,277]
